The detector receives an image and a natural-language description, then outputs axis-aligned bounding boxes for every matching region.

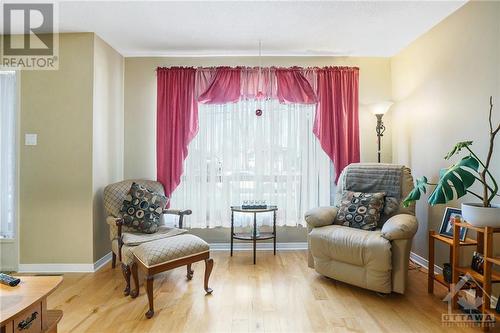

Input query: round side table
[230,206,278,264]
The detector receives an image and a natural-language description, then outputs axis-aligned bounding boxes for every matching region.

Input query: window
[0,71,17,239]
[169,99,330,228]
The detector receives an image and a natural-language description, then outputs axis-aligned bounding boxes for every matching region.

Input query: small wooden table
[427,230,478,294]
[230,205,278,264]
[0,276,63,333]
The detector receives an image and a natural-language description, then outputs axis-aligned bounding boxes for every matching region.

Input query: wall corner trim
[93,252,113,271]
[410,251,443,274]
[18,252,112,273]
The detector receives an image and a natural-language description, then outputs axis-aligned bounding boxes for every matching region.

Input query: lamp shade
[370,101,393,115]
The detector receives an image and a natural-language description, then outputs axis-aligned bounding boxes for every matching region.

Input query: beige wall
[92,35,124,262]
[391,1,500,268]
[19,33,124,265]
[20,33,95,264]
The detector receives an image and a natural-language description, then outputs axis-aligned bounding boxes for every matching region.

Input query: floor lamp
[371,102,393,163]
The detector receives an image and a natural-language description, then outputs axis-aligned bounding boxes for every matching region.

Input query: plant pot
[461,203,500,227]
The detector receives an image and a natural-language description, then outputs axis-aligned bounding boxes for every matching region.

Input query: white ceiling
[6,0,467,57]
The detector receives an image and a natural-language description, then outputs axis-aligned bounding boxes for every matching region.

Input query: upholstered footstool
[129,234,214,318]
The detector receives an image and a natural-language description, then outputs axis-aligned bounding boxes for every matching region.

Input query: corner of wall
[91,35,125,262]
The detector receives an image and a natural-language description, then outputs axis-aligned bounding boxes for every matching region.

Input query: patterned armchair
[103,179,191,296]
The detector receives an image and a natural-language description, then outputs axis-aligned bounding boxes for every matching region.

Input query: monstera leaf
[444,141,473,160]
[403,176,428,207]
[427,156,479,205]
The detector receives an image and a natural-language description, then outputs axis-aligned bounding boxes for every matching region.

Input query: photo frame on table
[438,207,467,242]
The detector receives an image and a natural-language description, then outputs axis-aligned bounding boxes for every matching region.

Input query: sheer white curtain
[0,71,17,239]
[169,99,330,228]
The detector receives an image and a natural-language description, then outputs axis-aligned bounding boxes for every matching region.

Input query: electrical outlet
[25,134,37,146]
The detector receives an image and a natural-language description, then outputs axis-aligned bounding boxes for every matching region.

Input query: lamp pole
[375,114,386,163]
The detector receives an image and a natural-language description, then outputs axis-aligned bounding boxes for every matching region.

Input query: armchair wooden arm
[162,209,192,229]
[115,218,124,262]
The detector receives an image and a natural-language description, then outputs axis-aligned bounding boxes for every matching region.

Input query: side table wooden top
[0,275,63,325]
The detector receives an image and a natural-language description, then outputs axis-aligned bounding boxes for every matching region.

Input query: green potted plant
[403,97,499,227]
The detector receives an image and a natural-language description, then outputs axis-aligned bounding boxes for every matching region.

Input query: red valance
[198,67,241,104]
[196,66,317,105]
[275,68,317,104]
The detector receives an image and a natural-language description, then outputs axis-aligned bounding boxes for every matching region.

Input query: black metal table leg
[230,210,234,256]
[253,212,257,265]
[273,210,277,255]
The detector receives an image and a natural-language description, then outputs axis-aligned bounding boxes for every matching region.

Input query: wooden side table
[230,205,278,264]
[427,230,477,294]
[451,221,500,330]
[0,276,63,333]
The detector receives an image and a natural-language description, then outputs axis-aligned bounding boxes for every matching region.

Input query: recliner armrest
[305,207,338,229]
[381,214,418,241]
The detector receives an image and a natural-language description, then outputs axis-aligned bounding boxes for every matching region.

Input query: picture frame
[438,207,467,242]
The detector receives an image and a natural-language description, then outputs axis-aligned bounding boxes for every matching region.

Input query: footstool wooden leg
[204,258,214,294]
[187,263,194,280]
[145,275,155,319]
[121,264,131,296]
[130,262,139,298]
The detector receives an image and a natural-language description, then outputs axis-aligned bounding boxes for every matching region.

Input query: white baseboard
[94,252,112,271]
[18,252,112,274]
[410,251,443,274]
[209,242,307,251]
[18,263,94,273]
[0,265,18,272]
[16,243,307,273]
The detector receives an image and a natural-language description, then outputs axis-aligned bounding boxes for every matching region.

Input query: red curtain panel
[314,67,360,183]
[156,67,198,202]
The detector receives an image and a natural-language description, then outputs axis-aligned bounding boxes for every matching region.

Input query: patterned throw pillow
[119,182,169,234]
[334,191,385,230]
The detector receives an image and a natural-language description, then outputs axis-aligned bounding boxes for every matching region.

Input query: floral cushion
[119,182,169,233]
[334,191,385,231]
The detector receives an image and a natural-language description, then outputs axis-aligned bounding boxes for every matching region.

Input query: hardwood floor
[46,251,483,333]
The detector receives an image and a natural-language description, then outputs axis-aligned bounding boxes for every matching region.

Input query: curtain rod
[155,66,360,72]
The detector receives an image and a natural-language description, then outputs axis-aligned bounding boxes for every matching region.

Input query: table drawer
[12,302,41,333]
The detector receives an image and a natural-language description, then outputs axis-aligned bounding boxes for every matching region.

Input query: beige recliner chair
[305,163,418,294]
